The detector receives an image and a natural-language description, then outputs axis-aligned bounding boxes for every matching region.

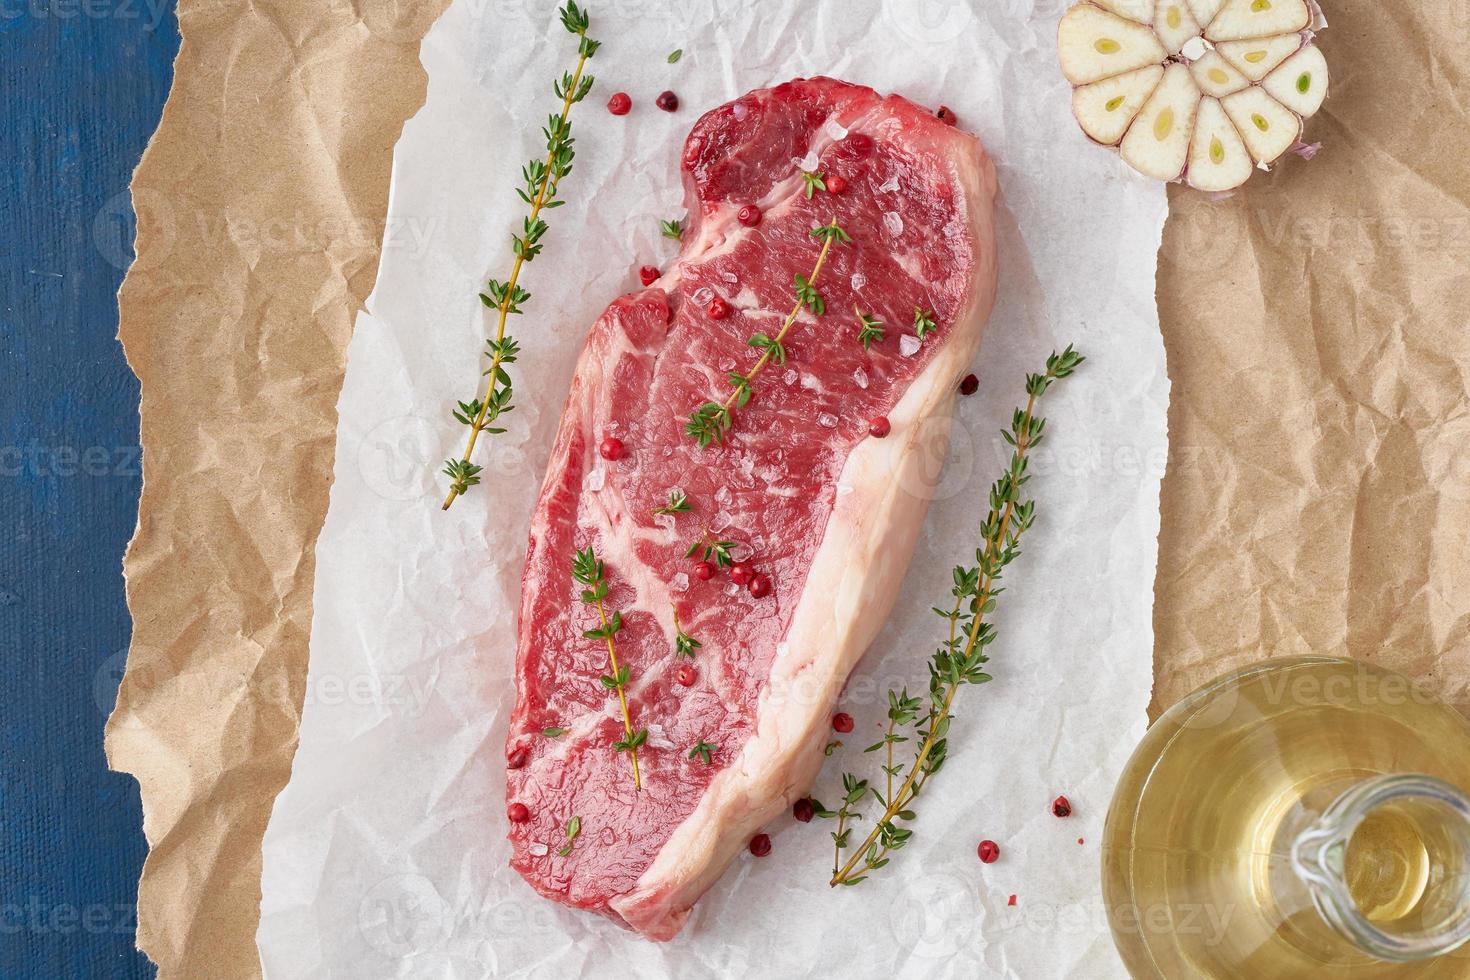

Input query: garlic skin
[1058,0,1329,191]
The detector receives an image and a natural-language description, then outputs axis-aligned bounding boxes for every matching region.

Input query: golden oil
[1103,657,1470,978]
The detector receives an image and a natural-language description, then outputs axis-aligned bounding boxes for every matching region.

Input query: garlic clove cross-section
[1261,44,1328,117]
[1221,85,1301,164]
[1153,2,1203,55]
[1216,34,1303,81]
[1187,97,1255,191]
[1073,65,1166,145]
[1188,49,1251,97]
[1058,5,1170,85]
[1204,0,1310,42]
[1093,0,1158,24]
[1119,63,1201,180]
[1185,0,1225,27]
[1057,0,1328,191]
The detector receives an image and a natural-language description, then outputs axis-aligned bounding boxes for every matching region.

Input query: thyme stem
[826,346,1084,887]
[572,546,645,790]
[685,215,850,446]
[720,232,836,415]
[594,593,642,790]
[442,4,598,509]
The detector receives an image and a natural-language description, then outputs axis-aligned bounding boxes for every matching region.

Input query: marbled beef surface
[506,76,997,939]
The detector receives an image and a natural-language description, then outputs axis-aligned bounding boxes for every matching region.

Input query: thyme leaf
[557,814,582,856]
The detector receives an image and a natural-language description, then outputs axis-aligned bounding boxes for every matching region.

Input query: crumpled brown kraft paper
[103,1,449,976]
[105,0,1470,976]
[1152,0,1470,717]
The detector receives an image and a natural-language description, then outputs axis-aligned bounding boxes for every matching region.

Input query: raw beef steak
[506,76,997,939]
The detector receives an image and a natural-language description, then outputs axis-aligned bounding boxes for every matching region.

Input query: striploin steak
[505,76,997,940]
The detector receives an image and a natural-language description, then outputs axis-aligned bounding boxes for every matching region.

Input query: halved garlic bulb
[1058,0,1328,190]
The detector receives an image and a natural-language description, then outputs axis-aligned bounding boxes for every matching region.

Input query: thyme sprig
[572,546,645,790]
[440,2,599,510]
[913,307,937,340]
[685,217,851,447]
[673,610,701,658]
[801,170,827,198]
[823,346,1084,887]
[688,739,716,765]
[856,307,885,350]
[661,218,684,240]
[653,489,691,515]
[685,532,736,568]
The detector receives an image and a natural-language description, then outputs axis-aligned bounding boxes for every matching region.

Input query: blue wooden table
[2,4,179,977]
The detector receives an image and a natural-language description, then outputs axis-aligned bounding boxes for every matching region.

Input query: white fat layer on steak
[608,142,998,939]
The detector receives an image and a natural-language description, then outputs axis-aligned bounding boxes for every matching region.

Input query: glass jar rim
[1292,773,1470,963]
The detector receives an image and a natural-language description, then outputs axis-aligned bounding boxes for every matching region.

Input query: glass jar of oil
[1103,656,1470,978]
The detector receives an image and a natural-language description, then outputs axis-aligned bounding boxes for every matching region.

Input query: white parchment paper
[258,1,1169,976]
